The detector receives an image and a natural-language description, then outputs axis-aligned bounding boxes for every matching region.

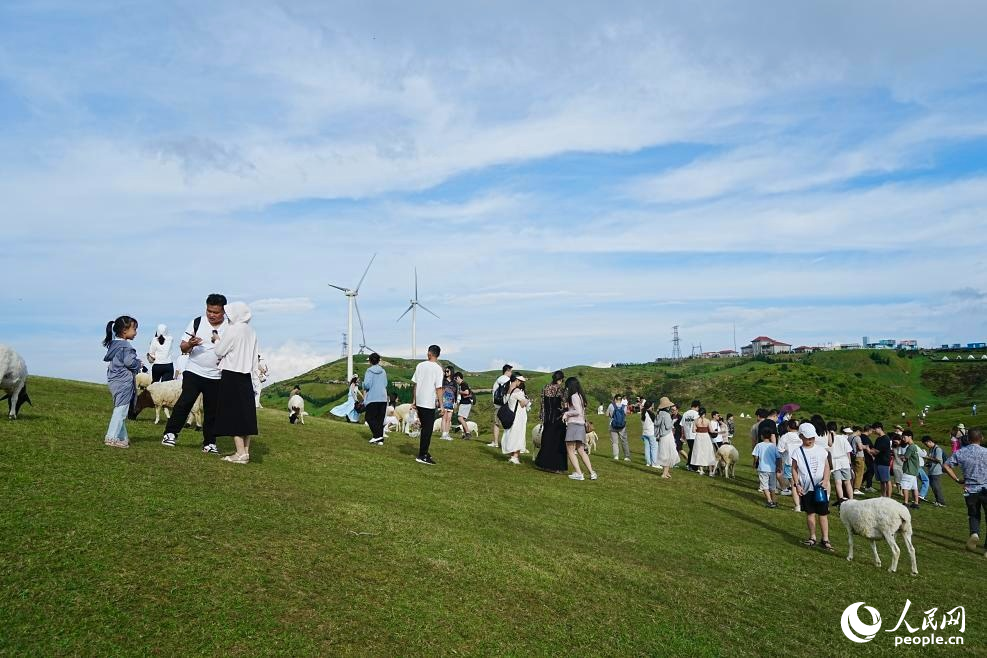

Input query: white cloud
[250,297,316,313]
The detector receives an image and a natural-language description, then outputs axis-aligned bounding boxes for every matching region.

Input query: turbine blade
[355,253,377,293]
[396,305,413,322]
[354,299,369,348]
[328,284,348,292]
[418,303,440,319]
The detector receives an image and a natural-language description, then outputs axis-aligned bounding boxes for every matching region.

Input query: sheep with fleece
[840,497,918,575]
[133,378,203,428]
[712,444,740,478]
[288,394,306,424]
[0,345,31,419]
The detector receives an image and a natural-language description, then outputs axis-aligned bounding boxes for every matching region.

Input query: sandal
[802,538,817,547]
[820,540,835,552]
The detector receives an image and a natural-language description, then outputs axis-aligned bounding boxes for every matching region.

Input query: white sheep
[393,403,415,433]
[712,444,740,478]
[840,498,918,575]
[288,394,306,424]
[431,417,478,436]
[133,379,203,429]
[0,345,31,419]
[532,423,543,448]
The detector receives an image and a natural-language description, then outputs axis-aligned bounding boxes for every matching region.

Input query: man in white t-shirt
[830,428,855,504]
[680,400,700,471]
[791,423,833,551]
[489,364,513,448]
[162,293,229,454]
[776,419,802,504]
[411,344,445,465]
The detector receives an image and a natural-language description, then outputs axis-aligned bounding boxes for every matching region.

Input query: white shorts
[458,404,472,419]
[832,467,852,481]
[758,472,773,491]
[900,473,918,490]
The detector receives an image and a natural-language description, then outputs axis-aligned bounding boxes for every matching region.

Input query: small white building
[741,336,793,357]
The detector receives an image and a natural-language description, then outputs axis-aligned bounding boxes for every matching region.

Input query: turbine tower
[329,253,376,381]
[396,267,439,359]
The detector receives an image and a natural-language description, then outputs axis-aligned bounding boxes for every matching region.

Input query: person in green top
[900,430,922,510]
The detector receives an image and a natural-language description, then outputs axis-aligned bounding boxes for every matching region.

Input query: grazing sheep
[135,371,152,391]
[288,394,305,424]
[0,345,31,419]
[532,423,543,448]
[462,420,479,437]
[840,498,918,575]
[712,444,740,478]
[430,418,478,437]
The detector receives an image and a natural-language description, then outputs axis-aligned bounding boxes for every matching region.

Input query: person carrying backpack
[607,394,631,461]
[488,364,512,448]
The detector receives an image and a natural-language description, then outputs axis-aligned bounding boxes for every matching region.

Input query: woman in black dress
[535,370,568,472]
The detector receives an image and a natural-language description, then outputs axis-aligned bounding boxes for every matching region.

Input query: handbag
[799,446,828,504]
[497,395,517,429]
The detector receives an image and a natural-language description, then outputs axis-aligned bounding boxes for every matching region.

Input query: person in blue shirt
[943,428,987,555]
[752,426,780,508]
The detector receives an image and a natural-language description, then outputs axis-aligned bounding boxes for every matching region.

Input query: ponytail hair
[103,316,138,347]
[157,334,165,345]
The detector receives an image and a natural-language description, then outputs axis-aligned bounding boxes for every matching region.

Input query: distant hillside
[263,350,986,435]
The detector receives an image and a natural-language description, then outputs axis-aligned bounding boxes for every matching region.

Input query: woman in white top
[146,324,175,382]
[213,302,260,464]
[500,375,529,464]
[561,377,597,481]
[641,400,657,468]
[655,397,678,477]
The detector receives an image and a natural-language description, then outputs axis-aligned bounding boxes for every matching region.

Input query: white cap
[842,427,853,434]
[798,422,818,439]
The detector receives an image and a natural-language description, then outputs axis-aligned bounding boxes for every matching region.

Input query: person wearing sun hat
[655,397,679,478]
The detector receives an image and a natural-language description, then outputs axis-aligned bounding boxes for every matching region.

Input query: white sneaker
[590,471,598,481]
[486,442,498,448]
[853,489,865,496]
[623,457,631,462]
[509,456,520,465]
[202,444,218,454]
[966,534,981,552]
[568,472,585,481]
[441,433,452,441]
[780,489,792,496]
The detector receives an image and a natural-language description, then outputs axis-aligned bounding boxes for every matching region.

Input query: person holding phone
[161,293,229,454]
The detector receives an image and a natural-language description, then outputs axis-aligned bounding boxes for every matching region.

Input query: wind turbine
[329,253,376,381]
[396,267,439,359]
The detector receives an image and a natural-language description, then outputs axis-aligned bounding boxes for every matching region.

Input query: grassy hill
[1,375,984,655]
[265,351,985,439]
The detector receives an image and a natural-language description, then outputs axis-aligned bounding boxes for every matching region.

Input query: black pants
[365,402,386,439]
[152,363,174,382]
[686,439,696,470]
[164,371,219,447]
[416,406,436,458]
[964,488,987,539]
[863,458,875,488]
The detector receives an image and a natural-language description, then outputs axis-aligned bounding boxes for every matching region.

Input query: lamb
[585,420,599,454]
[0,345,31,419]
[839,498,918,575]
[532,423,543,448]
[712,444,740,478]
[288,394,306,424]
[393,403,414,432]
[431,418,479,437]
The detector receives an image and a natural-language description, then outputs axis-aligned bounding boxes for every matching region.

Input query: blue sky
[2,1,987,383]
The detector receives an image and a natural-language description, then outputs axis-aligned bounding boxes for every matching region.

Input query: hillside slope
[265,351,984,437]
[1,376,983,655]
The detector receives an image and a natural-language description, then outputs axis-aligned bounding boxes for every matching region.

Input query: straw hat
[657,396,675,410]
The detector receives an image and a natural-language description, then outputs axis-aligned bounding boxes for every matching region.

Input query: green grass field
[1,373,984,656]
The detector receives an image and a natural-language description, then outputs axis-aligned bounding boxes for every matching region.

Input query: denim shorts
[876,465,891,483]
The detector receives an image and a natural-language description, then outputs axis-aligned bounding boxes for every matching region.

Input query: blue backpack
[611,404,626,430]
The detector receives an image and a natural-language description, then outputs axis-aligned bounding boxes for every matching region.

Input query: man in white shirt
[411,344,445,465]
[489,364,513,448]
[791,423,834,551]
[680,399,700,471]
[162,294,229,454]
[830,428,855,504]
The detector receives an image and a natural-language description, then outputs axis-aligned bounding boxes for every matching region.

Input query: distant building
[897,340,918,350]
[839,343,862,350]
[741,336,792,357]
[793,345,820,354]
[968,342,986,349]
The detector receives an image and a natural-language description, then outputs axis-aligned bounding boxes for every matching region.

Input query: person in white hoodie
[213,302,260,464]
[146,324,175,382]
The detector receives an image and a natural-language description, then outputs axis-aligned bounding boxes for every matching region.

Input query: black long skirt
[213,371,258,437]
[535,419,568,471]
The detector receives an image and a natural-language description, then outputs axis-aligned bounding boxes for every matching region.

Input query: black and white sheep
[0,345,31,419]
